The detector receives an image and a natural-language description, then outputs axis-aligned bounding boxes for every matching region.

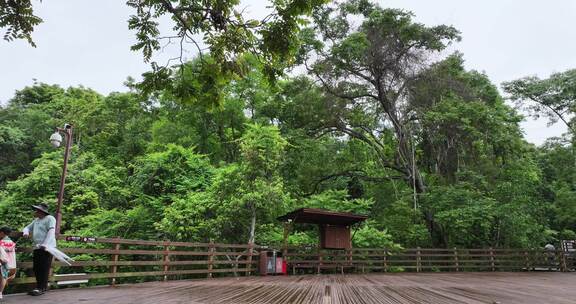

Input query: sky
[1,0,575,145]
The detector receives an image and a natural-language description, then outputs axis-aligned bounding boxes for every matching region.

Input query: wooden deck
[4,272,576,304]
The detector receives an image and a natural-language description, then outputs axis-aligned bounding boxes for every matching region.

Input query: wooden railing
[285,246,574,274]
[11,237,575,290]
[12,236,261,287]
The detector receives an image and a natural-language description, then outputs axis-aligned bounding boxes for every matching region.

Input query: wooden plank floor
[4,272,576,304]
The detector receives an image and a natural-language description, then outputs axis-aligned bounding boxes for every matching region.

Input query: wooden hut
[277,208,368,250]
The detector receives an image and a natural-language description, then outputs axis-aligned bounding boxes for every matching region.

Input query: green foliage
[3,152,128,231]
[380,200,431,247]
[352,221,400,249]
[240,123,288,180]
[127,0,328,103]
[9,83,65,106]
[0,125,28,185]
[140,57,235,109]
[3,0,328,109]
[423,176,549,248]
[130,144,213,197]
[66,157,130,213]
[158,192,217,242]
[0,0,42,46]
[302,190,372,214]
[73,209,130,238]
[225,124,292,243]
[503,69,576,134]
[0,152,62,229]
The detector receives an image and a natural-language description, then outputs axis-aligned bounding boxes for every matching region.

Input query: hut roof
[277,208,368,226]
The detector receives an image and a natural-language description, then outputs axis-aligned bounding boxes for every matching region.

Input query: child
[0,245,8,302]
[0,227,16,302]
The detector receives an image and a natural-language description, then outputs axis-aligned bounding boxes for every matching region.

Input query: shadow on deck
[4,272,576,304]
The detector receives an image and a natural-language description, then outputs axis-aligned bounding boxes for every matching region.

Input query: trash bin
[260,250,284,275]
[275,254,283,274]
[281,260,287,275]
[259,251,270,276]
[268,251,277,274]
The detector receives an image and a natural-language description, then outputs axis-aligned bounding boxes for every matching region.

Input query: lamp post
[49,123,73,236]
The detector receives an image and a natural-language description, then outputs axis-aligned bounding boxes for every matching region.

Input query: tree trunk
[379,98,445,245]
[248,204,256,244]
[386,108,426,193]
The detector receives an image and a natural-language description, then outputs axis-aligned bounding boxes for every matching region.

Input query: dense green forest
[1,1,575,250]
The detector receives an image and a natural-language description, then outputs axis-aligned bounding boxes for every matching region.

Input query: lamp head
[50,131,62,148]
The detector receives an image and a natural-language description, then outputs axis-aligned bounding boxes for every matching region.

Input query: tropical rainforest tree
[301,1,460,195]
[503,69,576,136]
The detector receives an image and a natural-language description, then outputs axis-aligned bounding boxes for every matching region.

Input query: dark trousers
[33,249,53,290]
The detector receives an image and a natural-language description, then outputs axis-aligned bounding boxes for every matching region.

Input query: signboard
[561,240,576,252]
[65,236,96,243]
[561,240,576,270]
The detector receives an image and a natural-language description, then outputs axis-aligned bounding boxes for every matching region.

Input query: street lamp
[50,123,73,236]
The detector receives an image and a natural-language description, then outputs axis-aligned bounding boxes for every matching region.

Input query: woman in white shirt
[22,203,56,296]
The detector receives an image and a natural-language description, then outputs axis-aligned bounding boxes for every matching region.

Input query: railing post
[489,247,495,272]
[524,250,529,271]
[111,238,121,286]
[383,248,388,273]
[317,247,322,275]
[163,242,170,282]
[416,247,421,273]
[246,243,254,276]
[560,249,567,272]
[332,252,346,274]
[453,248,459,272]
[362,262,365,274]
[347,248,352,265]
[207,241,215,278]
[345,248,351,274]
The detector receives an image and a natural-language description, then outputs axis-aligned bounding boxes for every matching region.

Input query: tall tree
[237,124,289,243]
[503,69,576,136]
[412,54,524,182]
[302,1,460,195]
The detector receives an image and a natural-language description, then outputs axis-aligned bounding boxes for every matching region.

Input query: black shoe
[28,289,44,296]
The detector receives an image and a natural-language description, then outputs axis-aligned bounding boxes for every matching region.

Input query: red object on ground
[282,260,287,275]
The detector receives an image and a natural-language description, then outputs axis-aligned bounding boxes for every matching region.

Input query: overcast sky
[1,0,574,145]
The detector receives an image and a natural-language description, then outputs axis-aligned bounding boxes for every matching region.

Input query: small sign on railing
[562,240,576,252]
[65,236,97,243]
[55,273,89,285]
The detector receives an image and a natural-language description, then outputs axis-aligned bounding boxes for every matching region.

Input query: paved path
[4,272,575,303]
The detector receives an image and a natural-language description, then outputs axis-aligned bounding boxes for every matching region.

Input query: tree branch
[302,170,404,197]
[159,0,204,60]
[527,94,576,135]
